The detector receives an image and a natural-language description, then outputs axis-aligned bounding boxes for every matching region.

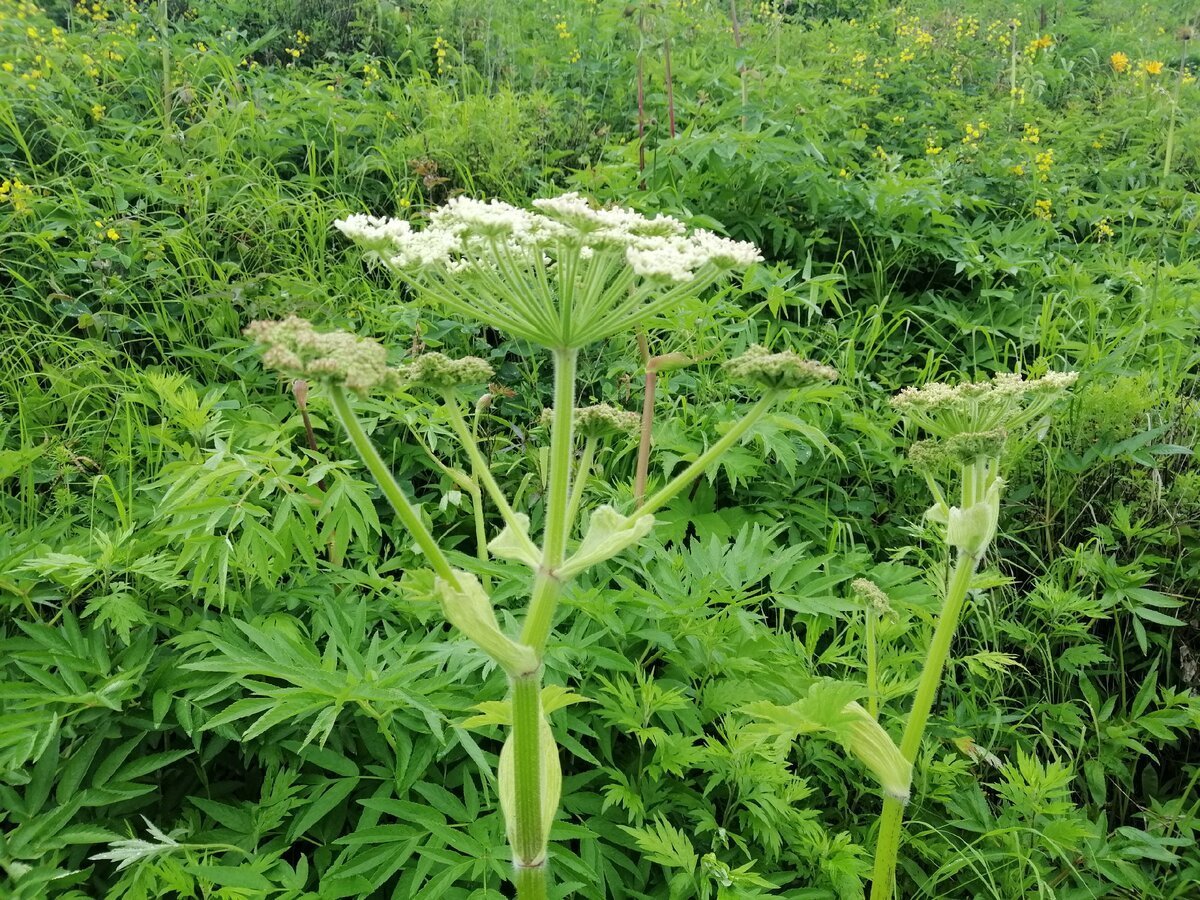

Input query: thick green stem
[510,670,545,894]
[443,399,539,561]
[866,610,879,719]
[521,349,578,652]
[869,548,981,900]
[640,395,774,516]
[328,387,458,586]
[566,437,597,529]
[514,863,548,900]
[509,350,578,896]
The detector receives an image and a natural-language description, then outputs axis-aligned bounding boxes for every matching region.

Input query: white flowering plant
[246,193,838,899]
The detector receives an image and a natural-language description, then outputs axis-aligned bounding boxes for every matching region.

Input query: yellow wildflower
[1141,60,1163,76]
[433,34,450,75]
[1033,198,1052,220]
[1035,148,1054,180]
[1,178,34,214]
[90,102,105,121]
[1025,34,1053,56]
[961,120,989,146]
[1110,51,1129,73]
[1022,123,1040,144]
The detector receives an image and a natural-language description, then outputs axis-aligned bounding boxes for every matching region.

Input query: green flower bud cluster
[539,403,641,439]
[396,352,494,391]
[243,316,400,395]
[851,578,894,617]
[723,344,839,391]
[908,428,1008,472]
[573,403,641,438]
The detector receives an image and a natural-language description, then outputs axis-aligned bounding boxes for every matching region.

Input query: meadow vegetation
[1,0,1199,897]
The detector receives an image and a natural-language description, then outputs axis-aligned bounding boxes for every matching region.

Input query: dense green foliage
[1,0,1199,897]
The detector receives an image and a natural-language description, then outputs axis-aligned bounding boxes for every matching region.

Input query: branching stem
[328,387,458,586]
[640,395,773,516]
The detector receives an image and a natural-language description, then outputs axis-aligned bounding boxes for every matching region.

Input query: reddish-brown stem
[293,380,327,492]
[634,336,701,508]
[664,31,676,138]
[636,10,647,185]
[633,336,662,508]
[295,379,340,564]
[729,0,748,127]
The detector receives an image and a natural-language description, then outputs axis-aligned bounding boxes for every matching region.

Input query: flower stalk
[869,489,987,900]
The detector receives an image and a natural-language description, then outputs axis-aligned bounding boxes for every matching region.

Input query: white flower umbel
[335,192,762,349]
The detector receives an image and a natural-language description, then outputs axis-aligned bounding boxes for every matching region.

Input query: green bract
[434,571,538,676]
[747,682,911,804]
[335,193,762,349]
[559,505,655,579]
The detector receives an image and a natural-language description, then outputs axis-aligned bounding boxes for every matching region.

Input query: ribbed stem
[869,548,981,900]
[640,395,774,515]
[328,387,457,586]
[521,348,577,652]
[510,670,545,890]
[514,861,548,900]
